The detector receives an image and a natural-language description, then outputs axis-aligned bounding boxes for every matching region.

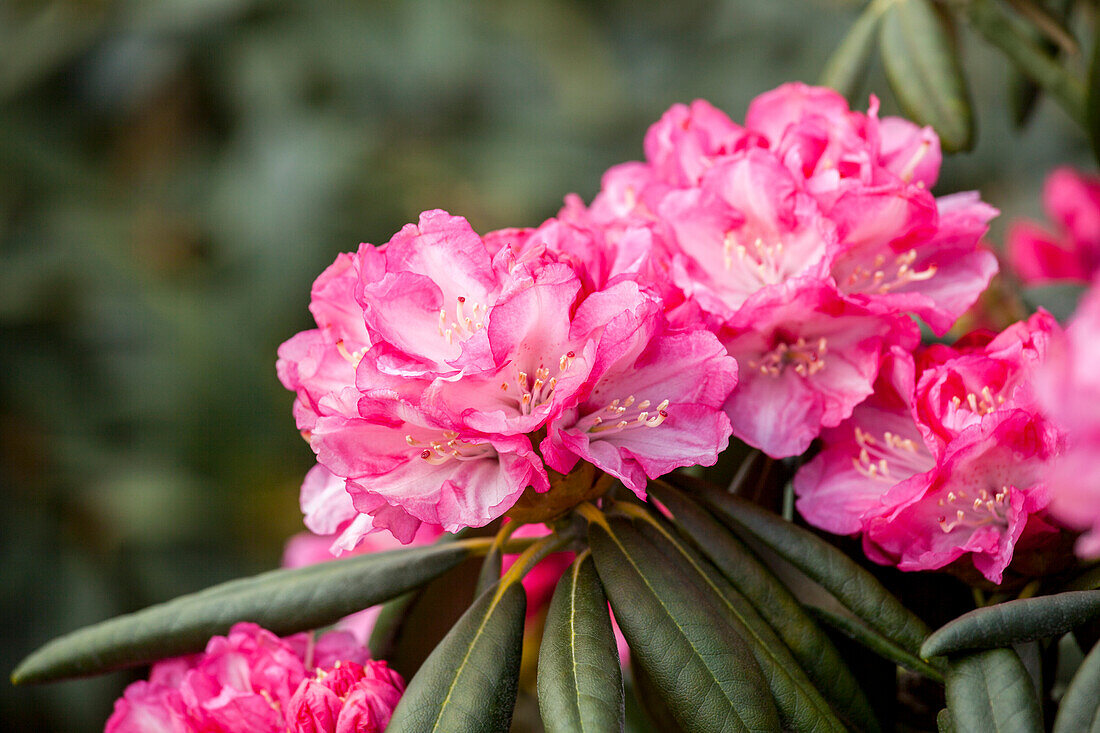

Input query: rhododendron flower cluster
[278,82,1000,547]
[794,312,1064,583]
[1039,277,1100,557]
[105,623,403,733]
[278,209,737,544]
[1007,167,1100,284]
[564,82,998,456]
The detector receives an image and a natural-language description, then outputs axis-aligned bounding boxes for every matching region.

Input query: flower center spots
[407,431,494,465]
[723,230,785,284]
[851,426,934,482]
[842,249,937,295]
[438,296,486,345]
[938,486,1010,533]
[576,395,670,435]
[749,337,827,377]
[500,351,576,415]
[949,385,1006,417]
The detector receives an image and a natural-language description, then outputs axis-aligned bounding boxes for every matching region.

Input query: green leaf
[945,648,1044,733]
[820,0,884,102]
[11,541,471,684]
[648,480,881,732]
[880,0,974,152]
[1053,638,1100,732]
[951,0,1085,124]
[1022,283,1087,321]
[677,473,932,658]
[475,538,504,598]
[805,603,944,683]
[922,590,1100,659]
[387,582,526,733]
[628,510,848,733]
[367,590,420,660]
[588,517,779,733]
[537,552,625,733]
[1006,0,1074,129]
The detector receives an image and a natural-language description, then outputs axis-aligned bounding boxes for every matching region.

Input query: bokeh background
[1,0,1091,730]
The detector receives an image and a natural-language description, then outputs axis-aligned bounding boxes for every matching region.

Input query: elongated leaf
[805,604,944,683]
[820,1,883,102]
[677,473,932,658]
[945,648,1043,733]
[880,0,974,152]
[922,590,1100,659]
[475,539,504,598]
[538,553,625,733]
[12,542,471,684]
[648,481,879,732]
[588,518,778,733]
[387,582,526,733]
[1053,638,1100,732]
[1006,0,1073,128]
[367,590,419,660]
[630,515,847,733]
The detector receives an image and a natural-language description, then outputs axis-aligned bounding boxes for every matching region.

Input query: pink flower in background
[279,209,737,542]
[105,623,403,733]
[1039,279,1100,556]
[1008,167,1100,284]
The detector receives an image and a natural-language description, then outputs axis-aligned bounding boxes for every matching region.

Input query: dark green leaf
[537,553,625,733]
[11,542,471,684]
[648,480,881,732]
[1007,0,1074,128]
[879,0,974,152]
[475,538,504,598]
[1022,283,1087,321]
[387,582,526,733]
[367,590,419,660]
[629,511,847,733]
[677,473,932,658]
[820,2,883,102]
[922,590,1100,659]
[588,517,778,733]
[945,648,1043,733]
[805,603,944,683]
[1053,638,1100,732]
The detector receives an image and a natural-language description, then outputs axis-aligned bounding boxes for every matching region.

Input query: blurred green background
[0,0,1091,730]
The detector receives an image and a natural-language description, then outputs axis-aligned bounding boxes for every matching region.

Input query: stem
[457,535,541,557]
[951,0,1086,124]
[575,501,611,531]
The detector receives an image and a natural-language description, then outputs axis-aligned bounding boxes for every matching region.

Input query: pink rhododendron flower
[279,210,737,542]
[721,277,918,457]
[796,313,1067,583]
[1039,279,1100,556]
[863,410,1058,584]
[105,623,403,733]
[1007,167,1100,284]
